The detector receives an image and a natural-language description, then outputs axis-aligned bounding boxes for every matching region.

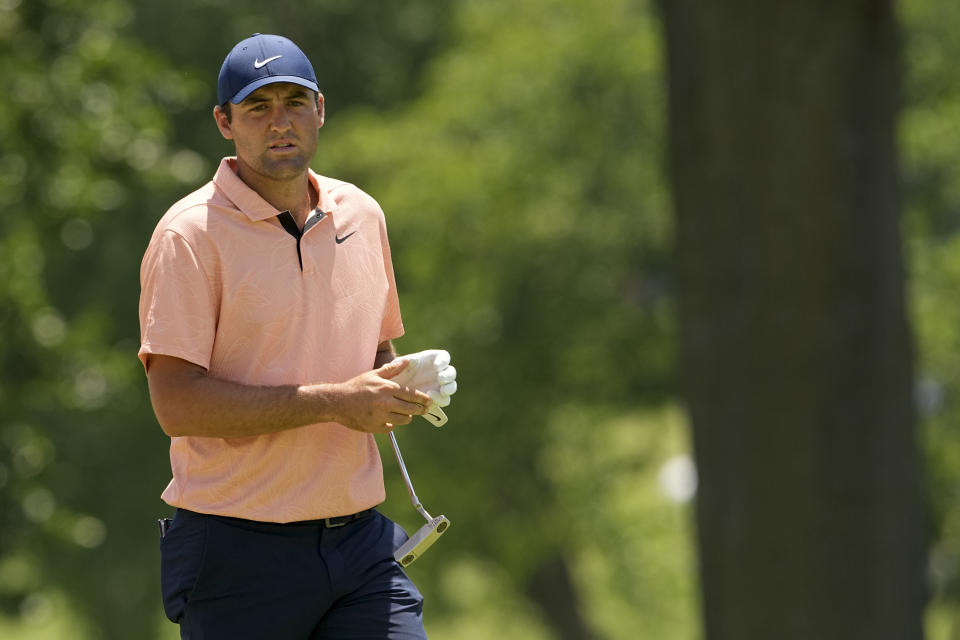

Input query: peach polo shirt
[138,157,404,522]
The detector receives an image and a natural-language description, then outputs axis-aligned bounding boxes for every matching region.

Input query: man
[139,33,451,639]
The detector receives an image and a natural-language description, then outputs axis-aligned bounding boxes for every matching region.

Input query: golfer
[139,34,435,639]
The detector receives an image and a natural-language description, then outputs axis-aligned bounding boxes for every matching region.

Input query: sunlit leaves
[902,0,960,621]
[0,0,195,635]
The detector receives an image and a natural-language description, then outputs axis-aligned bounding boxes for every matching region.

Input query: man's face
[213,83,325,182]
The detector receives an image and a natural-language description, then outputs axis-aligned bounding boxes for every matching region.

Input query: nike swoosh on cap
[254,55,283,69]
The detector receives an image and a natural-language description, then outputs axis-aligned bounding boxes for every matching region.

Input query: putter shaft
[389,431,432,522]
[387,431,450,567]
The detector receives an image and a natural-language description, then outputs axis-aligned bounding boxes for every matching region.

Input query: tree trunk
[658,1,926,638]
[526,553,595,640]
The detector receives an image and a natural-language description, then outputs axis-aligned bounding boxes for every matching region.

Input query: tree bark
[658,1,926,638]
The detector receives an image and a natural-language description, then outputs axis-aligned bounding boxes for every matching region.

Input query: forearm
[146,347,427,438]
[374,342,398,368]
[149,366,345,439]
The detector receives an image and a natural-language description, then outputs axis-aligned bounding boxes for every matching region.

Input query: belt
[323,508,374,528]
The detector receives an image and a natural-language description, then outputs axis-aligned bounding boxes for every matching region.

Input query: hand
[333,359,433,433]
[390,349,458,426]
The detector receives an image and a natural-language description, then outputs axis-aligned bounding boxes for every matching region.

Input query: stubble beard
[258,154,310,181]
[257,134,318,182]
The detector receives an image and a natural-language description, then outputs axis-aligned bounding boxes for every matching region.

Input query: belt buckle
[324,516,348,528]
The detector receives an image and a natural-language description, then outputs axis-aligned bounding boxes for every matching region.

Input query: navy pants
[160,508,427,639]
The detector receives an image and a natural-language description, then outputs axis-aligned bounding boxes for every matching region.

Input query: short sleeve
[377,213,405,344]
[138,229,219,371]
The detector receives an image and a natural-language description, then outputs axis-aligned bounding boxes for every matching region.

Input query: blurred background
[0,0,956,637]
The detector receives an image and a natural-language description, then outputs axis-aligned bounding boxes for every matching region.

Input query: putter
[389,431,450,567]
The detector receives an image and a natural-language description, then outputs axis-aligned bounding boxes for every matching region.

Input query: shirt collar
[212,157,337,221]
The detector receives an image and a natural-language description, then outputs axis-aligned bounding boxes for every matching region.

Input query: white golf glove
[391,349,458,427]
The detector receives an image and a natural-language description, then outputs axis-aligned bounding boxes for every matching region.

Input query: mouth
[268,141,298,152]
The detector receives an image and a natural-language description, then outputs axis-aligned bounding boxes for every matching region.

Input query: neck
[235,160,317,227]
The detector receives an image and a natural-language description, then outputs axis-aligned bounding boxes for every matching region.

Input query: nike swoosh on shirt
[254,55,283,69]
[335,231,357,244]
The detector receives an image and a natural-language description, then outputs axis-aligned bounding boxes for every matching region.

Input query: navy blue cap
[217,33,319,105]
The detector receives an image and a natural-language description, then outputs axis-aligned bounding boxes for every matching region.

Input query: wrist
[299,382,343,425]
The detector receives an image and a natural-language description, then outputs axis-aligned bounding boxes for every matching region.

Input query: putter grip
[424,404,447,427]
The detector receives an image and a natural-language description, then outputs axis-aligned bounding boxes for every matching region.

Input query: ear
[317,93,325,129]
[213,105,234,140]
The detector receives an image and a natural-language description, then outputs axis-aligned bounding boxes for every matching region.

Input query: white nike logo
[254,55,282,69]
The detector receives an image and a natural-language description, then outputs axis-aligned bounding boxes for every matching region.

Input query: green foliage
[0,0,214,636]
[324,0,681,634]
[901,1,960,634]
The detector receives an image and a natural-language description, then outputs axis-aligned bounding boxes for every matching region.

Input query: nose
[268,105,293,132]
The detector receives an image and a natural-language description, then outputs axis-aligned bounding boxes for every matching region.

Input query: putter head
[394,515,450,567]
